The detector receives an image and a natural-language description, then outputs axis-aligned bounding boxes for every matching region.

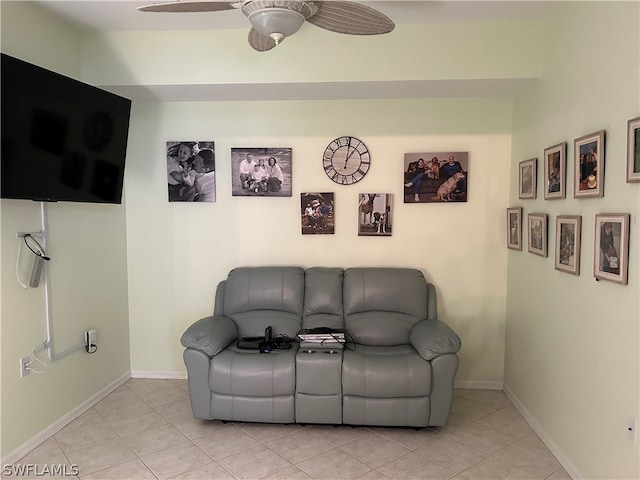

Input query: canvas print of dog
[358,193,393,236]
[403,152,469,203]
[434,171,465,202]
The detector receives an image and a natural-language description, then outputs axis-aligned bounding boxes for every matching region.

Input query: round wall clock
[323,136,370,185]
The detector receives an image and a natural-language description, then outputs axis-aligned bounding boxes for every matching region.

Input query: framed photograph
[555,215,581,275]
[627,116,640,182]
[358,193,393,236]
[301,192,334,235]
[403,152,468,203]
[167,141,216,202]
[594,213,630,284]
[231,147,292,197]
[507,207,522,250]
[518,158,537,199]
[574,130,605,198]
[528,213,547,257]
[544,142,566,200]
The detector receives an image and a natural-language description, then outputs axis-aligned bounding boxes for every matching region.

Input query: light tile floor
[9,379,571,479]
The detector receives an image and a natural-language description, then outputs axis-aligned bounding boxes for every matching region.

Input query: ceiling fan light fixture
[247,7,305,45]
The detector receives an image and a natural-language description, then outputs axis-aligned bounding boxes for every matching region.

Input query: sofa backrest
[302,267,344,330]
[343,267,434,346]
[221,266,305,337]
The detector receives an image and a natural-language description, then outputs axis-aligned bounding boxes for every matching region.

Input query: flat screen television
[1,53,131,204]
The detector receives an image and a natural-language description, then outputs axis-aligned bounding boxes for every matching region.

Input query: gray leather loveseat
[180,266,461,427]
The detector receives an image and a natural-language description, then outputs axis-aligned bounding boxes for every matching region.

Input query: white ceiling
[35,1,555,33]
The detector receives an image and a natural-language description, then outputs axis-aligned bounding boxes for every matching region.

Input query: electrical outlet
[626,419,638,444]
[19,355,31,377]
[85,329,97,353]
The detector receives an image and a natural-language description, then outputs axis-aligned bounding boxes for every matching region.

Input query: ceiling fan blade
[307,1,395,35]
[138,1,236,13]
[248,28,277,52]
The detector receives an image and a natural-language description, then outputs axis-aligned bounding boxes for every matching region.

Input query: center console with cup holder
[295,343,343,424]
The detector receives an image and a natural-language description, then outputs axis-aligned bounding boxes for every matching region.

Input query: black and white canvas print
[358,193,393,236]
[167,141,215,202]
[301,192,334,235]
[231,147,292,197]
[403,152,468,203]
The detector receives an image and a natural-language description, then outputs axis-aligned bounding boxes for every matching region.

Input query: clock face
[323,136,370,185]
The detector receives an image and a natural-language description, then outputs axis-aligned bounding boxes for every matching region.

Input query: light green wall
[506,2,640,479]
[0,2,131,459]
[79,19,542,86]
[124,98,512,383]
[0,0,80,76]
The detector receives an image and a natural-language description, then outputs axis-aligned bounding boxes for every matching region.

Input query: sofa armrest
[409,319,461,361]
[180,315,238,357]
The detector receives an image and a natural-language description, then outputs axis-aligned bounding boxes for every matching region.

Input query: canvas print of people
[358,193,392,236]
[403,152,468,203]
[301,192,334,235]
[231,147,292,197]
[167,141,215,202]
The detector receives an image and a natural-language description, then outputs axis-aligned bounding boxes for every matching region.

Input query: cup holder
[301,349,316,354]
[323,350,339,355]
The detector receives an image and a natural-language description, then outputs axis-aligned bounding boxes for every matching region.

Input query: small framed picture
[518,158,537,199]
[506,207,522,250]
[626,116,640,182]
[594,213,630,285]
[528,213,547,257]
[301,192,334,235]
[555,215,581,275]
[543,142,566,200]
[574,130,605,198]
[358,193,393,236]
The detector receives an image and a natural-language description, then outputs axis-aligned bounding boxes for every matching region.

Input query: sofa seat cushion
[210,346,297,397]
[342,345,431,398]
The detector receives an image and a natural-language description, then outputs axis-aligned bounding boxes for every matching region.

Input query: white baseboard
[454,379,504,390]
[503,383,581,480]
[1,371,131,466]
[130,370,186,379]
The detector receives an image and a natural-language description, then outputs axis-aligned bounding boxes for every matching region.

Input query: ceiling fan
[138,1,395,52]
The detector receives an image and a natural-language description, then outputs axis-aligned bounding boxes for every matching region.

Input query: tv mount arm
[17,202,87,362]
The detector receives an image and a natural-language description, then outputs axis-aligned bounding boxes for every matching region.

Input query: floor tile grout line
[199,425,303,480]
[87,384,223,480]
[78,393,157,479]
[51,435,80,479]
[134,381,240,480]
[17,383,568,480]
[77,381,195,479]
[451,421,559,480]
